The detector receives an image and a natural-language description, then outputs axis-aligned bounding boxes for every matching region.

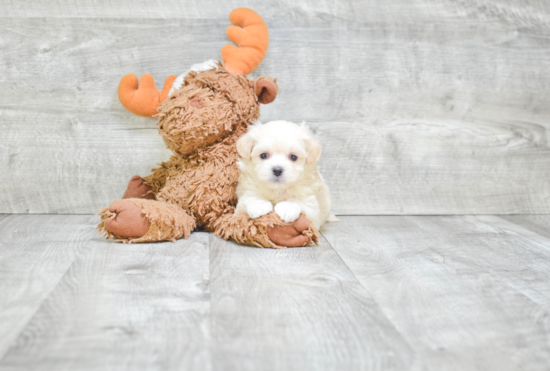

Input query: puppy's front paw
[247,200,274,219]
[274,201,302,223]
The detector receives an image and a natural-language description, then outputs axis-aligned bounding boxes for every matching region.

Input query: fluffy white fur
[235,120,332,230]
[169,59,218,96]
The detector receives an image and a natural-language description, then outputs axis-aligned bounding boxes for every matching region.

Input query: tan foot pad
[104,200,151,238]
[268,215,317,247]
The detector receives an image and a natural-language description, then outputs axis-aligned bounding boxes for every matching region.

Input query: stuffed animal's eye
[260,153,269,159]
[289,155,298,161]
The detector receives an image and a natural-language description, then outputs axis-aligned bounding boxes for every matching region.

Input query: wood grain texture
[1,215,550,369]
[0,232,211,371]
[2,0,550,26]
[0,109,171,214]
[400,215,550,306]
[1,1,550,214]
[321,216,550,370]
[501,215,550,240]
[0,214,95,360]
[209,235,414,371]
[314,120,550,214]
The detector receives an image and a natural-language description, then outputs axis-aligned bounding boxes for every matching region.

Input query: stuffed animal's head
[156,65,277,156]
[117,8,278,156]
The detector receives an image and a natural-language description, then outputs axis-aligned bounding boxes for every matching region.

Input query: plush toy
[97,8,318,248]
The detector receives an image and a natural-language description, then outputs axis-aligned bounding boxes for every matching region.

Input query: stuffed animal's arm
[208,212,318,248]
[142,164,170,194]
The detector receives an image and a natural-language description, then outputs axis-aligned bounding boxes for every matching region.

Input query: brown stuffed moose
[97,8,318,248]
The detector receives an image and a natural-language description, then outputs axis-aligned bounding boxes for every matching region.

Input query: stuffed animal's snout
[189,97,204,108]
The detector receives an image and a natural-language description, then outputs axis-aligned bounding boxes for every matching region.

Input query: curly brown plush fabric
[97,64,318,248]
[98,199,195,243]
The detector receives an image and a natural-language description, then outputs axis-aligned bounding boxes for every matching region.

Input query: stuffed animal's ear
[237,132,256,159]
[254,77,278,104]
[305,136,322,164]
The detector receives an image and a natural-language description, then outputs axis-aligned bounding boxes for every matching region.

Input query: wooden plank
[0,232,212,371]
[208,235,414,371]
[464,215,550,304]
[0,109,171,214]
[1,214,549,369]
[0,214,95,360]
[2,10,550,214]
[501,215,550,240]
[408,215,550,306]
[2,0,549,27]
[2,17,550,122]
[1,0,369,19]
[321,216,550,370]
[313,120,550,215]
[2,108,550,214]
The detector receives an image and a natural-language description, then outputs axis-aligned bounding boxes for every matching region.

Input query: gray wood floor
[0,214,549,370]
[2,0,550,369]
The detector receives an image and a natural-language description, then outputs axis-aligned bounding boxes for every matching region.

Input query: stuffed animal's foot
[98,199,196,243]
[104,200,151,238]
[122,175,155,200]
[267,214,318,247]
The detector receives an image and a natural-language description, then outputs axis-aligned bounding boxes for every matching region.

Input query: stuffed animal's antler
[118,74,177,117]
[222,8,269,76]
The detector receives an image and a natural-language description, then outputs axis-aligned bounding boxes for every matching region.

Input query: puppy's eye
[289,155,298,161]
[260,153,269,160]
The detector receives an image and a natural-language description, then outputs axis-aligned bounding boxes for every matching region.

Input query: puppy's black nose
[272,167,283,177]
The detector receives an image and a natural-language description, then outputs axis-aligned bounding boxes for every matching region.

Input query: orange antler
[118,74,176,117]
[222,8,269,76]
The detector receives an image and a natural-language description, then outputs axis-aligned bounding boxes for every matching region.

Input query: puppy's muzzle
[272,166,283,177]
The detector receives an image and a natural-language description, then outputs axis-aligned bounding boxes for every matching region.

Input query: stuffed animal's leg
[97,199,195,243]
[121,162,170,200]
[209,212,319,249]
[122,176,156,199]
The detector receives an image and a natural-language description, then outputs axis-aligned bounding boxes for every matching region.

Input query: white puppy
[235,120,333,230]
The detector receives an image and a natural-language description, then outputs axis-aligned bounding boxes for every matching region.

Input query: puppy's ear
[305,136,322,164]
[237,132,256,159]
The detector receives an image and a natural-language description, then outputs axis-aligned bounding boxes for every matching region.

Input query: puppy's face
[237,121,321,189]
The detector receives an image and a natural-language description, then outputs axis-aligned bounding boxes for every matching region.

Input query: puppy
[235,120,333,230]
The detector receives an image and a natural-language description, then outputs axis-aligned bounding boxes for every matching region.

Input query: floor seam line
[0,216,97,363]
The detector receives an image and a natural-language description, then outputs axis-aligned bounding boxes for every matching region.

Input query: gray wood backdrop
[1,0,549,215]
